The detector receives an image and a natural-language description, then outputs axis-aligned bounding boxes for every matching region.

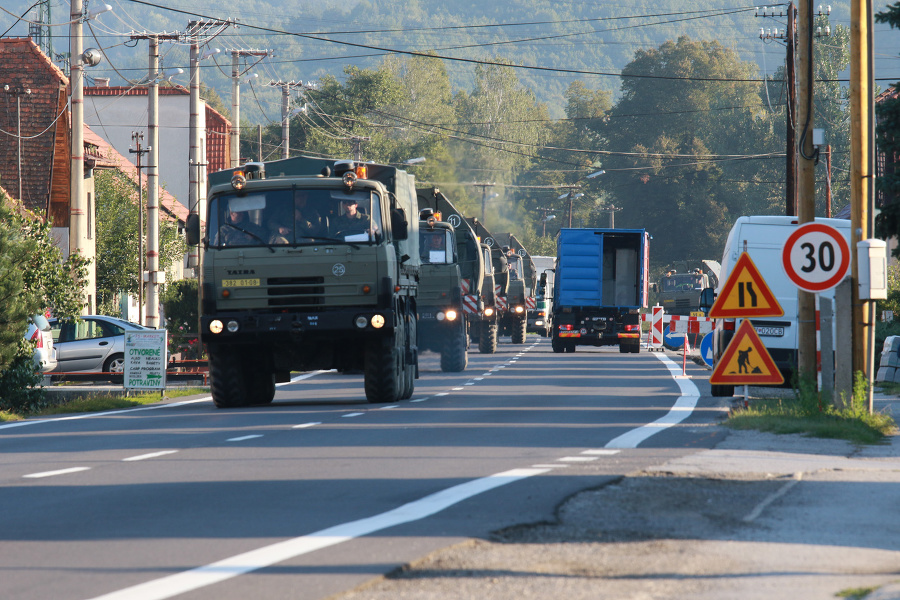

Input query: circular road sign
[782,222,850,292]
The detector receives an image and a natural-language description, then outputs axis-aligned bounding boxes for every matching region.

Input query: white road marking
[123,451,179,462]
[743,473,803,522]
[452,387,464,391]
[379,405,399,410]
[474,377,484,381]
[464,383,475,386]
[226,435,263,442]
[532,464,570,469]
[23,467,90,479]
[558,456,599,462]
[435,393,449,397]
[581,449,621,456]
[280,370,330,386]
[84,467,551,600]
[604,353,700,449]
[292,422,321,429]
[342,413,364,418]
[410,398,429,403]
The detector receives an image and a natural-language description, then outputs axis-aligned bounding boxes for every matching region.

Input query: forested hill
[0,0,860,117]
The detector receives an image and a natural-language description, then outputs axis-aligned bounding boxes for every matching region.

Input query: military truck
[186,158,419,408]
[552,228,650,353]
[495,233,535,344]
[655,260,720,316]
[466,218,507,353]
[415,188,486,370]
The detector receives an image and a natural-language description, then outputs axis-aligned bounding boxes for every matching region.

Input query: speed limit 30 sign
[782,222,850,292]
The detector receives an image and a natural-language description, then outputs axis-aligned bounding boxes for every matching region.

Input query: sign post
[124,330,167,396]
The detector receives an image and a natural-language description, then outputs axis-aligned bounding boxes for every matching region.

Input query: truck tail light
[624,324,639,332]
[723,319,736,331]
[560,324,573,331]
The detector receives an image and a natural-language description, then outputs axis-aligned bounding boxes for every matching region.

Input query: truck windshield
[664,274,703,291]
[419,229,455,264]
[208,188,382,248]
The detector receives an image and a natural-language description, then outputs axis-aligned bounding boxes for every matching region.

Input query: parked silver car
[25,314,58,373]
[49,315,151,374]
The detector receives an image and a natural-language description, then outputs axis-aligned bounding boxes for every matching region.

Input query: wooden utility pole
[786,2,798,216]
[796,0,817,383]
[850,0,874,406]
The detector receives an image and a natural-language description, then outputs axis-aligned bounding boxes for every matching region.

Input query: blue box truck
[551,228,650,353]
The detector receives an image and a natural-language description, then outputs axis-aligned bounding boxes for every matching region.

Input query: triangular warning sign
[709,320,784,385]
[708,252,783,318]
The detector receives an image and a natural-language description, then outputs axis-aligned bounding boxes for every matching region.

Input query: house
[84,82,232,214]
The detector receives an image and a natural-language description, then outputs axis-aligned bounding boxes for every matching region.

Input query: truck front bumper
[200,308,396,345]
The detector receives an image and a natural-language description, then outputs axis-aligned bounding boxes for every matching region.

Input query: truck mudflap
[200,308,396,344]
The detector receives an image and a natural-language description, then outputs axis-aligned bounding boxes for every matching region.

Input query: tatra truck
[186,158,419,408]
[551,228,650,353]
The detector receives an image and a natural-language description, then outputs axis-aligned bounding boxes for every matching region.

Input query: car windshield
[208,188,382,248]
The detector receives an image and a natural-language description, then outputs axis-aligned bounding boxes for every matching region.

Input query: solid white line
[604,353,700,449]
[743,473,803,522]
[123,451,179,462]
[292,422,321,429]
[279,370,331,387]
[85,467,551,600]
[23,467,90,479]
[227,435,263,442]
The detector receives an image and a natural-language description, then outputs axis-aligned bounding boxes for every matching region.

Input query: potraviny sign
[124,330,167,391]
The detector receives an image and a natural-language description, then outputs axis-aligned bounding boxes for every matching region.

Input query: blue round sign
[663,331,685,349]
[699,332,714,367]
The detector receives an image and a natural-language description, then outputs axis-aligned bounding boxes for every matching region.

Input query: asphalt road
[1,337,727,600]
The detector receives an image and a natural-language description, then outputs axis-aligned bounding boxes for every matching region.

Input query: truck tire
[565,341,576,353]
[478,321,497,354]
[711,384,735,397]
[551,334,564,353]
[511,316,527,344]
[209,347,250,408]
[248,368,276,405]
[365,336,402,403]
[441,323,468,372]
[400,314,416,400]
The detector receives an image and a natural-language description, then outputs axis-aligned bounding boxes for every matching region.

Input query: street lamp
[404,157,426,165]
[541,213,556,236]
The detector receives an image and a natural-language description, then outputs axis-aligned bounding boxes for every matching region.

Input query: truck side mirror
[699,288,716,311]
[185,214,201,246]
[649,282,658,293]
[540,272,547,286]
[391,207,409,240]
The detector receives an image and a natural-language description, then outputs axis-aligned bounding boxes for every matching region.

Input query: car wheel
[104,353,125,374]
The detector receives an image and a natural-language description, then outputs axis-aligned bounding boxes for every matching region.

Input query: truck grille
[267,276,325,306]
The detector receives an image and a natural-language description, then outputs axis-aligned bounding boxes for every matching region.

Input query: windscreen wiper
[223,223,276,253]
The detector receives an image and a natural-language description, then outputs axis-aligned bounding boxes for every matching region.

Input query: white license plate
[756,326,784,337]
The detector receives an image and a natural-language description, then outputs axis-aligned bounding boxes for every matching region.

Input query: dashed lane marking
[23,467,91,479]
[123,451,179,462]
[227,435,264,442]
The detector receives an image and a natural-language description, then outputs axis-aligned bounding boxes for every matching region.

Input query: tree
[94,169,185,315]
[600,36,780,266]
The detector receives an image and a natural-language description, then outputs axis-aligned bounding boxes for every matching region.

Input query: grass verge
[0,387,210,422]
[726,374,896,445]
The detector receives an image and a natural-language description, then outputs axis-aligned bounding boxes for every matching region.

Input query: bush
[0,340,47,414]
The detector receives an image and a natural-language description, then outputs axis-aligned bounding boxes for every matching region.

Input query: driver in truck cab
[331,198,378,237]
[216,204,265,246]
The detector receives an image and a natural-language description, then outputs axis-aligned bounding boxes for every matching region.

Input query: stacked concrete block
[877,336,900,383]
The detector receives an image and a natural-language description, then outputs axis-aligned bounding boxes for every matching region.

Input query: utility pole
[758,4,798,216]
[474,183,496,222]
[269,80,306,159]
[796,0,817,384]
[850,0,874,407]
[350,135,370,162]
[3,86,30,201]
[129,132,149,325]
[229,49,270,167]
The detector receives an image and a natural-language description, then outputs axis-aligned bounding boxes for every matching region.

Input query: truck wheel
[478,321,498,354]
[400,315,416,400]
[711,384,735,397]
[511,317,527,344]
[565,341,576,353]
[248,367,276,405]
[551,334,564,353]
[441,323,468,372]
[365,336,402,403]
[209,347,250,408]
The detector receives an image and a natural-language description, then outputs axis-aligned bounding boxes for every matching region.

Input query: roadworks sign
[709,320,784,386]
[708,252,783,319]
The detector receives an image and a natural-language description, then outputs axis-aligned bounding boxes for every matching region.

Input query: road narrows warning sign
[708,252,783,319]
[709,320,784,385]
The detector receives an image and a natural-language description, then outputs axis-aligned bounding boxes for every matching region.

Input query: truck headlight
[436,312,445,321]
[355,316,368,329]
[226,320,240,333]
[209,319,223,334]
[371,314,385,329]
[484,307,494,317]
[445,309,458,321]
[514,306,524,314]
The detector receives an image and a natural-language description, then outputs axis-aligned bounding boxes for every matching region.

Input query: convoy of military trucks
[185,158,678,408]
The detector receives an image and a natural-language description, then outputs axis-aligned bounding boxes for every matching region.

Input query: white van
[704,215,851,397]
